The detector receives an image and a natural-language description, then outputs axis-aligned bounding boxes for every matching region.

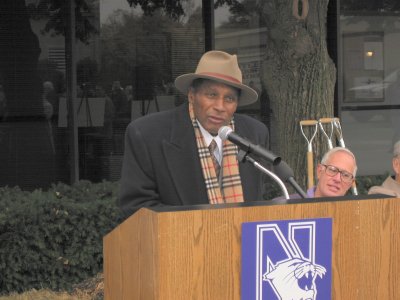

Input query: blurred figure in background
[42,81,58,120]
[368,140,400,197]
[124,85,134,102]
[96,86,115,141]
[110,81,129,118]
[110,81,130,154]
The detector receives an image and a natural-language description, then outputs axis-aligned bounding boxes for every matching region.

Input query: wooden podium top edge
[139,193,396,214]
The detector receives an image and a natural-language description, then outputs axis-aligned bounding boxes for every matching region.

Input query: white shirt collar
[197,120,223,163]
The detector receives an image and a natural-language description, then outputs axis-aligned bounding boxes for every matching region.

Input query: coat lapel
[162,104,209,205]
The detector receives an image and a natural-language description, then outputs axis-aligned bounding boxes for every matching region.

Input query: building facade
[0,0,399,191]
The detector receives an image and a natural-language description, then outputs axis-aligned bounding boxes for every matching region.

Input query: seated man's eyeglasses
[321,164,354,183]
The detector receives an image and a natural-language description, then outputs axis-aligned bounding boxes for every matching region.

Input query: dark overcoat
[118,102,269,218]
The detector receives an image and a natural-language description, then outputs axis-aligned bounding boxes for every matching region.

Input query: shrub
[0,181,122,295]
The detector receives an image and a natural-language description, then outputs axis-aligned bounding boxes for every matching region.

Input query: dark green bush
[0,181,122,295]
[0,174,389,295]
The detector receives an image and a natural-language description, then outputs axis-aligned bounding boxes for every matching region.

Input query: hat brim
[174,73,258,107]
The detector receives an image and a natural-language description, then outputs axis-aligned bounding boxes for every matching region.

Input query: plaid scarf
[189,103,244,204]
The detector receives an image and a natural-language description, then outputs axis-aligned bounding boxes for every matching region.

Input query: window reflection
[0,0,205,189]
[340,5,400,176]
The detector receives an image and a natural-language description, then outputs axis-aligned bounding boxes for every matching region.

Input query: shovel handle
[318,117,335,124]
[300,120,318,126]
[307,151,314,190]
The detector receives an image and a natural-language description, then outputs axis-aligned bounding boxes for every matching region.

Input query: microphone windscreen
[273,161,294,181]
[218,126,232,141]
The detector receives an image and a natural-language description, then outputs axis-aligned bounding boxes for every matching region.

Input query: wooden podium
[103,196,400,299]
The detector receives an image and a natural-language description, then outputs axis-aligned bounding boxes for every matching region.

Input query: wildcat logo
[263,258,326,300]
[241,218,332,300]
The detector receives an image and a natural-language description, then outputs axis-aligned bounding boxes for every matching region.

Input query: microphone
[218,126,281,165]
[273,160,307,198]
[273,160,294,181]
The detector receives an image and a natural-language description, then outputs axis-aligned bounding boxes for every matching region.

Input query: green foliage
[0,181,122,295]
[26,0,98,44]
[99,9,177,89]
[127,0,185,20]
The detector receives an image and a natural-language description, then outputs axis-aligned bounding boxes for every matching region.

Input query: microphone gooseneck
[218,126,281,165]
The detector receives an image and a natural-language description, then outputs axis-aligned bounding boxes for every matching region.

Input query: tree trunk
[261,0,336,190]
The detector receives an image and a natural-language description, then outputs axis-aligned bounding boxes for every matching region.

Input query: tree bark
[261,0,336,190]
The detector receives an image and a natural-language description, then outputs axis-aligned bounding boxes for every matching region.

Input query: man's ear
[393,157,400,176]
[188,88,194,104]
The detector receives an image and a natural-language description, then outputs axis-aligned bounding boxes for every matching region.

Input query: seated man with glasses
[272,147,357,201]
[311,147,357,198]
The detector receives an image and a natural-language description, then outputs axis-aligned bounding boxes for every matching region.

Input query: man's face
[189,80,239,135]
[315,151,355,197]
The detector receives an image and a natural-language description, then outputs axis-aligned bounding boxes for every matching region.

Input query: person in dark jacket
[368,140,400,197]
[118,50,270,218]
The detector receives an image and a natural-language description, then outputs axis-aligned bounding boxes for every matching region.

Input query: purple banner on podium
[241,218,332,300]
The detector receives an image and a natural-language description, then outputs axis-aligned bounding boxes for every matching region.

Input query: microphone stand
[238,150,290,200]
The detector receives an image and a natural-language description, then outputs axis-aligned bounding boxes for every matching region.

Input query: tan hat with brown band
[174,50,258,106]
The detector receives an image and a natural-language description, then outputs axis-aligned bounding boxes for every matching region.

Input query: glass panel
[0,0,205,189]
[76,0,205,182]
[339,1,400,176]
[214,1,268,125]
[341,109,400,175]
[0,0,68,190]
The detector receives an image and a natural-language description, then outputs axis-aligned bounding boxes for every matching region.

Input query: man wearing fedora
[118,50,270,218]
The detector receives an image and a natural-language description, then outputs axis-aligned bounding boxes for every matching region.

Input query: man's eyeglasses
[321,164,354,183]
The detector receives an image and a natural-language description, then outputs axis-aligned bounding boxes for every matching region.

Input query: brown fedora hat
[174,50,258,106]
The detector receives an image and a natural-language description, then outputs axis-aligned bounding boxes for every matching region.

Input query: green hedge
[0,174,389,295]
[0,181,122,295]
